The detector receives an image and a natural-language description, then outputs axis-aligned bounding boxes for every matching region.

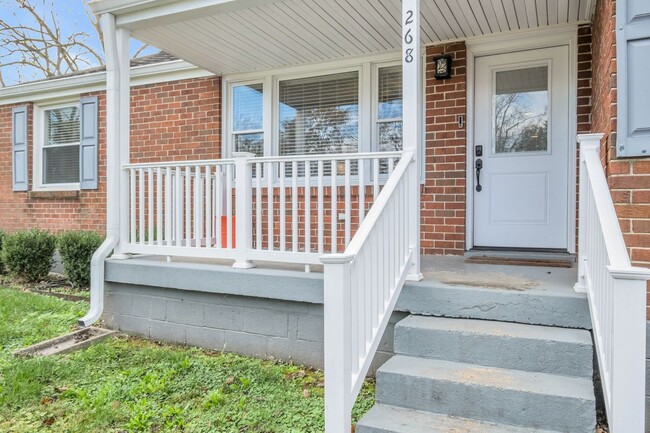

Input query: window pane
[494,66,548,154]
[279,71,359,156]
[378,121,403,152]
[44,145,79,184]
[45,106,80,146]
[233,83,263,132]
[234,132,263,156]
[378,66,402,120]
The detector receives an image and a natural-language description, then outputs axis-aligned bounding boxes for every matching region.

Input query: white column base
[573,282,587,293]
[232,261,256,269]
[406,272,424,282]
[111,253,133,260]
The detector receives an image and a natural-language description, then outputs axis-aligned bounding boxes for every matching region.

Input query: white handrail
[321,150,416,433]
[576,134,650,433]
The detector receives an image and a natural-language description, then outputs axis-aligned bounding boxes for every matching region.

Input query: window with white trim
[279,71,359,156]
[376,65,403,152]
[226,60,403,160]
[42,105,81,185]
[232,83,264,156]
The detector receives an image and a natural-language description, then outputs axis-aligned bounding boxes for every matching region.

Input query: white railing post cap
[577,133,604,144]
[232,152,256,158]
[320,253,355,265]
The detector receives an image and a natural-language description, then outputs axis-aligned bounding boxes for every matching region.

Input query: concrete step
[397,283,591,329]
[375,356,596,433]
[356,404,563,433]
[394,316,593,378]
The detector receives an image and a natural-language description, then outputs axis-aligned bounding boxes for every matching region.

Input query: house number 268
[404,10,414,63]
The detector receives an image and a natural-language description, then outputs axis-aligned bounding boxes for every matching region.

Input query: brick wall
[591,0,650,318]
[0,75,221,235]
[422,42,467,255]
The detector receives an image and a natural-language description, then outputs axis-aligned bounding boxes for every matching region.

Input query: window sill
[29,190,80,200]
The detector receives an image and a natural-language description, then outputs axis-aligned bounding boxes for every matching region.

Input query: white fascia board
[0,60,216,105]
[91,0,281,30]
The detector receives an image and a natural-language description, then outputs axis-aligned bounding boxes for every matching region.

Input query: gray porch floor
[122,253,578,295]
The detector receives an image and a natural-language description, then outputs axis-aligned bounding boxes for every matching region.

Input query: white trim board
[0,60,215,105]
[465,25,579,253]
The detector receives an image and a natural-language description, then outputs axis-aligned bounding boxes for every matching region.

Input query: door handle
[475,158,483,192]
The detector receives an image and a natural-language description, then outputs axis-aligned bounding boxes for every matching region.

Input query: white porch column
[113,26,131,258]
[403,0,423,281]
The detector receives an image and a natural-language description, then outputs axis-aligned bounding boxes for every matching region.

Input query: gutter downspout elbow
[78,235,118,327]
[79,13,123,327]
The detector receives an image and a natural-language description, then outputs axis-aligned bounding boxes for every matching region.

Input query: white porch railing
[576,134,650,433]
[122,151,403,267]
[321,150,416,433]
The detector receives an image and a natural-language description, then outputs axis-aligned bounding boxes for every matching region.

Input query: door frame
[465,24,579,253]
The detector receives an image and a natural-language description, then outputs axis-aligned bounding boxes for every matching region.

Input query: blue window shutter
[79,96,99,189]
[616,0,650,157]
[12,106,28,191]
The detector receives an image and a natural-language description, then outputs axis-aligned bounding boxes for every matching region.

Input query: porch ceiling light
[433,55,452,80]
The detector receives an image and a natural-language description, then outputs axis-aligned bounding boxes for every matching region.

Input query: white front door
[473,46,570,250]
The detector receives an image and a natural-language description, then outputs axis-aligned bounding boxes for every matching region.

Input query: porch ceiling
[92,0,595,75]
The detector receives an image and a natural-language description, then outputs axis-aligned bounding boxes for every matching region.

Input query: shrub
[1,229,56,282]
[57,231,103,289]
[0,230,6,274]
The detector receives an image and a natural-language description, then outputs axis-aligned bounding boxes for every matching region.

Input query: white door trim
[465,26,579,253]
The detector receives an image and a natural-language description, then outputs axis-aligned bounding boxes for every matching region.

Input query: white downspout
[79,13,122,326]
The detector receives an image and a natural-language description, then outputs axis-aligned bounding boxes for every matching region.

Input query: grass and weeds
[0,286,375,432]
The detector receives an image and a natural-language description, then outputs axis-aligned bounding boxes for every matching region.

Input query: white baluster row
[322,151,416,432]
[124,161,236,257]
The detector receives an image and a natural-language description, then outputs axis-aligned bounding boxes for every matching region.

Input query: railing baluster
[164,167,171,245]
[280,161,286,252]
[185,167,191,247]
[194,165,202,248]
[305,161,311,253]
[344,159,351,247]
[267,162,274,251]
[147,168,153,245]
[359,159,365,223]
[130,168,136,244]
[215,165,222,249]
[205,165,212,248]
[373,157,379,201]
[292,160,298,252]
[318,160,324,254]
[175,166,182,247]
[256,162,262,250]
[156,167,163,246]
[331,159,337,254]
[226,164,233,249]
[138,168,145,245]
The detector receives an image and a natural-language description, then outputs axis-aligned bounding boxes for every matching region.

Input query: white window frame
[229,79,266,156]
[33,100,81,191]
[372,60,404,153]
[223,52,404,160]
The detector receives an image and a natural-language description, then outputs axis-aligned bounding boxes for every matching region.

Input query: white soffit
[113,0,594,75]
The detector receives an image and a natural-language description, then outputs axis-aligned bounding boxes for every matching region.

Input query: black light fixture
[433,54,452,80]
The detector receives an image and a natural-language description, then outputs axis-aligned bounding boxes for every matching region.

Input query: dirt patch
[427,271,539,291]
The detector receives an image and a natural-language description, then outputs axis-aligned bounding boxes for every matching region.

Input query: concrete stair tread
[397,315,592,345]
[394,315,594,378]
[356,404,563,433]
[379,356,595,402]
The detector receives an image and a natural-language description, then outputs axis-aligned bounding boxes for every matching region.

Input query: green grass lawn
[0,286,374,432]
